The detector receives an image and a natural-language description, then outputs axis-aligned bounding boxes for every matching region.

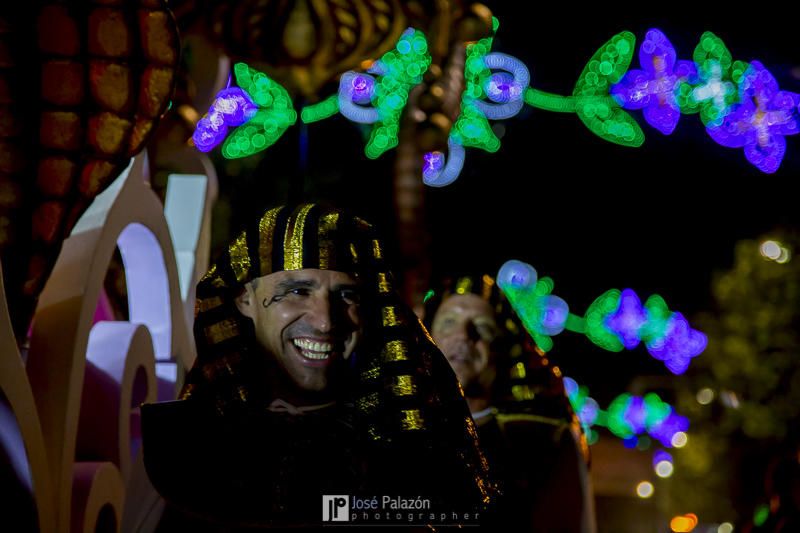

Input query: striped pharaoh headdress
[181,203,495,505]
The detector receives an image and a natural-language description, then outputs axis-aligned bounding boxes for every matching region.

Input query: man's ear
[235,283,257,321]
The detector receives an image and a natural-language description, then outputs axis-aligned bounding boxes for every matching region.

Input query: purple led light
[579,397,600,426]
[647,312,707,375]
[706,61,800,173]
[421,138,466,187]
[563,377,579,398]
[422,151,445,178]
[605,288,647,349]
[192,87,258,152]
[649,412,689,447]
[624,396,648,435]
[474,52,529,120]
[213,87,258,126]
[539,295,569,335]
[338,71,380,124]
[350,74,375,105]
[611,29,696,135]
[497,260,538,291]
[486,72,521,104]
[652,449,673,467]
[193,111,228,152]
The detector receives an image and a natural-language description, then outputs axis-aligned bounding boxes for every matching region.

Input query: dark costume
[424,274,595,532]
[141,204,495,530]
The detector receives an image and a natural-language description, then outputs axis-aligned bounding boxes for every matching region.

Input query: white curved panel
[24,151,207,531]
[164,172,210,328]
[81,322,157,481]
[117,224,172,361]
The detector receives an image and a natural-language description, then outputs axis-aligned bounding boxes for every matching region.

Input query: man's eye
[339,290,360,304]
[433,317,456,333]
[289,288,311,296]
[475,323,498,341]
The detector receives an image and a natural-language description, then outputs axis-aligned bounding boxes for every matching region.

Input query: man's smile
[291,337,337,365]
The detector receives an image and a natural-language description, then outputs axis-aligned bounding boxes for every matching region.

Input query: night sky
[214,6,800,403]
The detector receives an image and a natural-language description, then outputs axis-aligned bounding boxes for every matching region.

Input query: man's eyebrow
[274,279,318,292]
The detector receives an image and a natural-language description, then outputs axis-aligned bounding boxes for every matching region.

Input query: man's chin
[286,374,332,396]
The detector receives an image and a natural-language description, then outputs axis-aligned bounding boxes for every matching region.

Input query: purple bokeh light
[649,412,690,447]
[647,313,707,375]
[497,260,538,291]
[606,288,647,349]
[486,72,522,104]
[350,74,375,105]
[539,295,569,335]
[192,87,258,152]
[706,61,800,173]
[611,28,697,135]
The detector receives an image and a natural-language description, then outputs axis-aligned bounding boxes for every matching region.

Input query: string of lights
[192,19,800,181]
[564,376,690,449]
[496,259,707,374]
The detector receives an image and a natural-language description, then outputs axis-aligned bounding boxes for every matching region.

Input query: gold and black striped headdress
[181,204,494,505]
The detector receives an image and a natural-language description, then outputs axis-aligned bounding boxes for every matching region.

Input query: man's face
[236,269,362,393]
[430,293,499,392]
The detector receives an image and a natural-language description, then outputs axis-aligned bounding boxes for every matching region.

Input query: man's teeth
[293,339,333,359]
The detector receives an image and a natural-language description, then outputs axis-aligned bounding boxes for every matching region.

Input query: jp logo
[322,495,350,522]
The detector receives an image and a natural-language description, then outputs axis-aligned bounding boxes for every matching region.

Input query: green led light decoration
[363,28,432,159]
[194,22,800,180]
[676,32,749,128]
[571,31,645,146]
[223,64,297,158]
[497,260,707,375]
[451,32,501,152]
[501,275,561,352]
[520,31,644,147]
[300,94,339,124]
[639,294,673,344]
[564,377,690,447]
[584,289,626,352]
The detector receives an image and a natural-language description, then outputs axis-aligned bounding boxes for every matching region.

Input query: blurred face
[236,269,362,394]
[431,293,499,393]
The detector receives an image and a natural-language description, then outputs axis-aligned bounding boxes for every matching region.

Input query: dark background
[211,6,800,404]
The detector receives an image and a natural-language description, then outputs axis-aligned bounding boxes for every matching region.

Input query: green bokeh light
[222,64,297,159]
[753,504,769,527]
[584,289,625,352]
[640,294,672,343]
[364,29,431,159]
[301,95,339,123]
[677,32,747,127]
[451,32,501,152]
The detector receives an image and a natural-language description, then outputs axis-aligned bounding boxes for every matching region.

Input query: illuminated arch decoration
[0,151,214,532]
[563,377,689,449]
[193,19,800,180]
[497,260,707,375]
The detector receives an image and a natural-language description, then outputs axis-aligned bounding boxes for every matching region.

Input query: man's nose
[464,321,481,342]
[305,293,332,333]
[447,321,479,343]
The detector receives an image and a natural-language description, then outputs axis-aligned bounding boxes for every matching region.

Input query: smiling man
[234,269,362,403]
[142,204,494,530]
